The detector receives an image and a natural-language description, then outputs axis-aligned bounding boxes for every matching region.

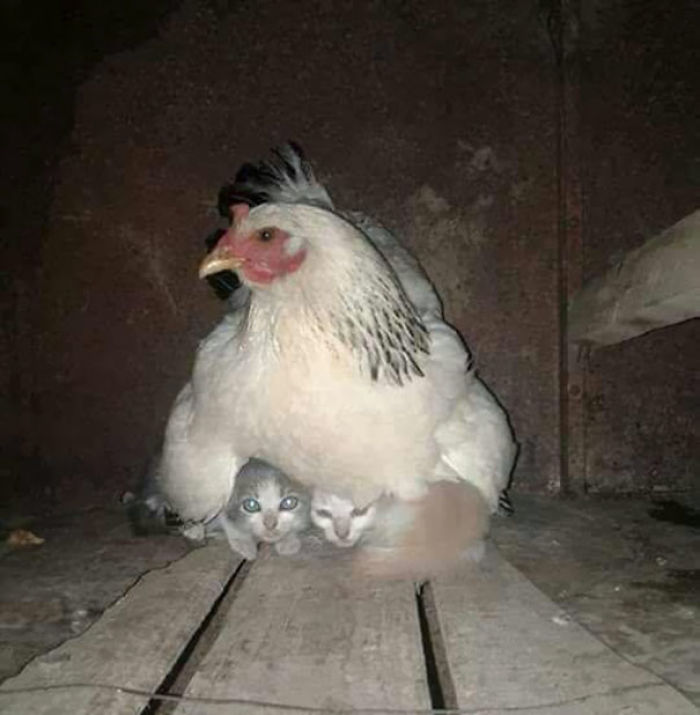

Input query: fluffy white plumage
[159,145,516,526]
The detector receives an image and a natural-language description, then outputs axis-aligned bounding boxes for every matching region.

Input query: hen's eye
[242,498,261,513]
[259,228,274,242]
[351,506,369,517]
[279,496,299,511]
[315,509,332,519]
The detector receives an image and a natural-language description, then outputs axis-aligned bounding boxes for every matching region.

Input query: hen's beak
[198,245,246,279]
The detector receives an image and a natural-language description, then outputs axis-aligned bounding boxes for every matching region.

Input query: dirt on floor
[0,506,191,682]
[493,493,700,707]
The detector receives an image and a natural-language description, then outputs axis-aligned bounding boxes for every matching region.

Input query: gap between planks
[169,547,433,714]
[6,541,695,713]
[0,543,243,715]
[154,561,453,714]
[144,558,253,714]
[415,581,458,712]
[0,540,455,715]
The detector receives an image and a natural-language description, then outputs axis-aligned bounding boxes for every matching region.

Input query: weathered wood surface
[0,543,240,715]
[431,544,698,714]
[3,538,697,715]
[173,547,431,714]
[568,209,700,347]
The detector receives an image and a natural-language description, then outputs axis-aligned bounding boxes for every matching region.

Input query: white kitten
[210,459,310,559]
[355,481,490,579]
[312,483,489,578]
[310,489,377,548]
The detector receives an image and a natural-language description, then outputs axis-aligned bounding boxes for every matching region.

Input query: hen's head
[199,202,344,288]
[198,200,429,383]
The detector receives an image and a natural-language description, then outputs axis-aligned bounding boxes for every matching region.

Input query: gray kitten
[209,459,311,560]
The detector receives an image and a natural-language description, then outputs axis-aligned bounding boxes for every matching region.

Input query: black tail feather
[497,490,515,517]
[122,491,184,536]
[217,141,328,219]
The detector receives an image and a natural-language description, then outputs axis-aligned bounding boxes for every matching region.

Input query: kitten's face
[234,476,308,543]
[311,490,377,548]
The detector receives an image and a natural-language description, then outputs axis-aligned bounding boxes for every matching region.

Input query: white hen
[159,145,516,527]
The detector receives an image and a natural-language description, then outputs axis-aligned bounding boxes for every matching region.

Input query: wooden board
[173,547,431,714]
[430,544,698,714]
[0,543,240,715]
[568,209,700,347]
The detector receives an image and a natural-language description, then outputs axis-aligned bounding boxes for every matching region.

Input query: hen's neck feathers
[242,205,430,385]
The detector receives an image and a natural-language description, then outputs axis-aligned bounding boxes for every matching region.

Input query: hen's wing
[346,210,516,511]
[431,374,517,512]
[158,335,247,523]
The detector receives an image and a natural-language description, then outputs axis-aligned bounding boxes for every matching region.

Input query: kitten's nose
[263,512,278,530]
[334,519,350,540]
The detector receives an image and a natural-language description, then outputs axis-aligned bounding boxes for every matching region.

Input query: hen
[159,144,516,530]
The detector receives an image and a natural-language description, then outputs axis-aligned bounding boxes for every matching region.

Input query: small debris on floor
[6,530,44,547]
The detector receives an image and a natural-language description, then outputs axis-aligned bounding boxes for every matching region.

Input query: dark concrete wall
[580,1,700,495]
[3,0,560,508]
[3,0,697,510]
[1,0,183,507]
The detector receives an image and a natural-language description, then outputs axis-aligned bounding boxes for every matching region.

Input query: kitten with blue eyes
[209,459,310,560]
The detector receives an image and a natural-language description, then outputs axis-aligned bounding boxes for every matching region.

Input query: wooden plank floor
[1,540,697,714]
[430,545,699,714]
[173,548,430,714]
[0,544,240,714]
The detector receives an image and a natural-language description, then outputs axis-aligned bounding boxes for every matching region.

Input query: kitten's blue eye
[351,505,369,517]
[279,496,299,511]
[242,498,261,513]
